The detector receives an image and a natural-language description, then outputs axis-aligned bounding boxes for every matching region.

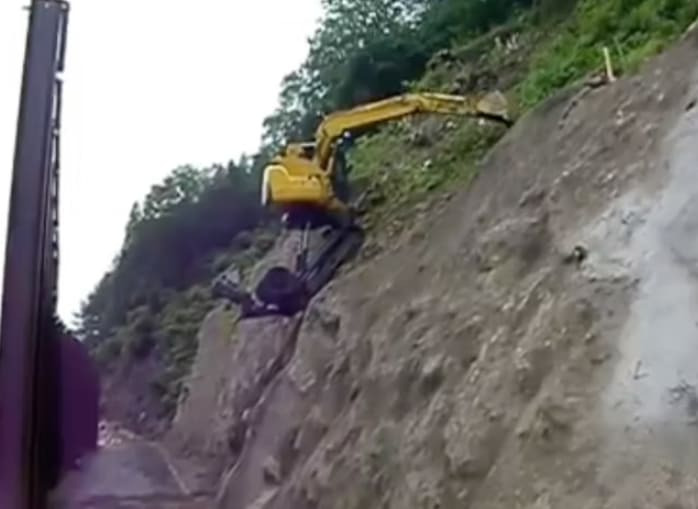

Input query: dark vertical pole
[0,2,69,508]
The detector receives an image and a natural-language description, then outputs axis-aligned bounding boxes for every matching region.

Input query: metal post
[0,2,69,507]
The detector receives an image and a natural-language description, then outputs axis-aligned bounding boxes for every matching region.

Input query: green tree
[261,0,430,152]
[77,159,271,347]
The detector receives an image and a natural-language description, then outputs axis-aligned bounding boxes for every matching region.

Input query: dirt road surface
[49,422,212,509]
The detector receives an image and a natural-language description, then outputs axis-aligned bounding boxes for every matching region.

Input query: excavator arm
[313,91,511,170]
[261,90,512,218]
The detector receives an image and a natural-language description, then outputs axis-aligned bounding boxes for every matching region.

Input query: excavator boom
[313,91,511,170]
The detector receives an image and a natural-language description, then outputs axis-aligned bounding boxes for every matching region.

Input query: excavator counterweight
[214,90,514,318]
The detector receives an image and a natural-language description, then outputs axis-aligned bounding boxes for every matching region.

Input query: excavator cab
[262,150,345,216]
[286,142,316,159]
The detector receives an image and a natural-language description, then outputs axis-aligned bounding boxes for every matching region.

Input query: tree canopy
[261,0,532,152]
[77,158,270,345]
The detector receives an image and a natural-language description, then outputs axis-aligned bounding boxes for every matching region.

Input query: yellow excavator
[213,90,513,317]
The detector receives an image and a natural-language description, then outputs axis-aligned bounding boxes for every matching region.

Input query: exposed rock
[262,456,282,485]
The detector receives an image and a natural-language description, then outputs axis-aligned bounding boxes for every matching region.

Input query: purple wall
[58,334,100,474]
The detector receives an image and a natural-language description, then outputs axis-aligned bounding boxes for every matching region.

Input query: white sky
[0,0,322,324]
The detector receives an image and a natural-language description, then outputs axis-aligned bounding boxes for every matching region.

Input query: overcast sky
[0,0,322,323]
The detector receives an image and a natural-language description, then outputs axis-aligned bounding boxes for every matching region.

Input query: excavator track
[302,225,364,296]
[252,225,364,315]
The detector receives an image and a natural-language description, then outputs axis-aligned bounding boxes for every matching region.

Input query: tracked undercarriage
[212,209,364,318]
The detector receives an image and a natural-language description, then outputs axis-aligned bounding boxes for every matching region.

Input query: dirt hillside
[161,25,698,509]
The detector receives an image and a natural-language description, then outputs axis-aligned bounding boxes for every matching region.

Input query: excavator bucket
[476,91,512,125]
[212,224,364,319]
[212,267,308,318]
[255,267,309,313]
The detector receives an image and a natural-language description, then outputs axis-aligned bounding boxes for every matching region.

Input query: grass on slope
[520,0,698,106]
[349,0,697,231]
[350,120,506,233]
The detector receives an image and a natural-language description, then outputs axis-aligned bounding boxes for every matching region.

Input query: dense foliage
[78,158,273,345]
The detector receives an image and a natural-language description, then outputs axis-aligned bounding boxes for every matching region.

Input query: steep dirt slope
[169,25,698,509]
